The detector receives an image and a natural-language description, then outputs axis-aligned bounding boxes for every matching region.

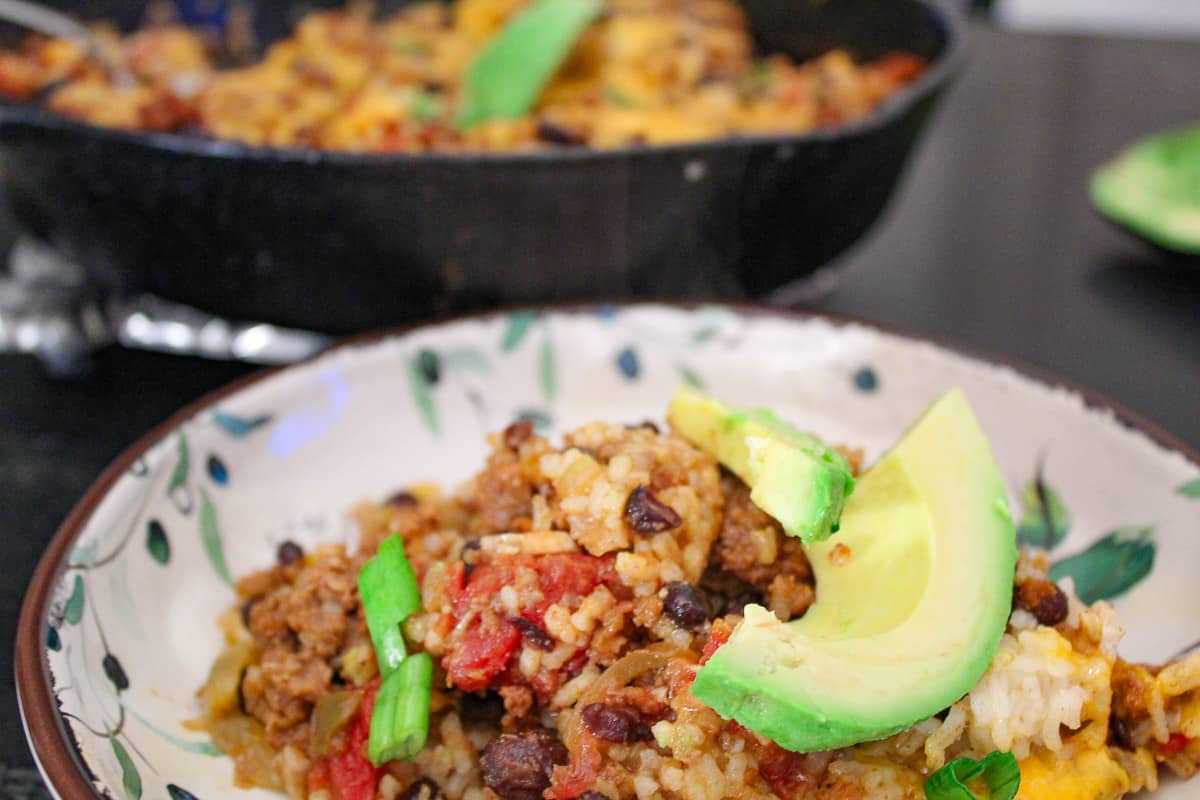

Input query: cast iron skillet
[0,0,966,334]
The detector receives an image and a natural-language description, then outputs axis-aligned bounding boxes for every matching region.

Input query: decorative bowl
[16,304,1200,798]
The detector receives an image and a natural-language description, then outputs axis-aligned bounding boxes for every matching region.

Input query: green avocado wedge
[1090,124,1200,256]
[690,389,1017,752]
[667,387,855,543]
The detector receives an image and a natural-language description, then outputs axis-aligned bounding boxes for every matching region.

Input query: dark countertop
[2,22,1198,793]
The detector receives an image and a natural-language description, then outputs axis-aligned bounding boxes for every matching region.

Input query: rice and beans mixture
[200,419,1200,799]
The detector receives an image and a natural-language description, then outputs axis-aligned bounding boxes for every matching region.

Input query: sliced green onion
[603,85,636,108]
[358,534,421,675]
[457,0,602,129]
[410,90,443,122]
[367,652,433,765]
[924,751,1021,800]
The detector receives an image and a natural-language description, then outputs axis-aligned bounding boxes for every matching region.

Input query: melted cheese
[1018,748,1130,800]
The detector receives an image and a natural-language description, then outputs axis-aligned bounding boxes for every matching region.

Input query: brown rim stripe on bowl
[16,302,1199,799]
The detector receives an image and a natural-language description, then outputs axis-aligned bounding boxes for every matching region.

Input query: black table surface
[2,21,1198,794]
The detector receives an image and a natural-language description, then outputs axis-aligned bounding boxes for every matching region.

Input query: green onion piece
[603,85,636,108]
[457,0,602,129]
[367,652,433,765]
[924,751,1021,800]
[358,534,421,675]
[411,90,443,122]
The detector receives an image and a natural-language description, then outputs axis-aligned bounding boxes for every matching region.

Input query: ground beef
[713,477,815,620]
[473,461,534,534]
[236,547,362,747]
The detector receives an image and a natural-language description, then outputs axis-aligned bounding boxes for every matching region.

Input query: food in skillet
[0,0,925,152]
[198,388,1200,799]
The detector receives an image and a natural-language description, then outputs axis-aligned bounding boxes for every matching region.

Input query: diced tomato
[442,554,616,692]
[443,619,522,692]
[308,684,380,800]
[700,618,733,665]
[871,52,926,84]
[1162,732,1190,758]
[545,733,604,800]
[757,742,811,799]
[307,758,331,792]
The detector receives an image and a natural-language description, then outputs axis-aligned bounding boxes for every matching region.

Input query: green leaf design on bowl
[515,408,553,432]
[168,430,192,513]
[1050,526,1156,604]
[125,705,220,757]
[198,489,232,588]
[443,347,491,375]
[1178,478,1200,498]
[1016,477,1070,550]
[64,574,85,625]
[103,653,129,692]
[408,354,439,436]
[110,737,142,800]
[1090,124,1200,255]
[146,520,170,565]
[211,411,272,438]
[678,364,704,390]
[501,311,536,352]
[539,324,557,402]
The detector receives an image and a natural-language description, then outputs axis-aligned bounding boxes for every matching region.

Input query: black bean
[240,597,259,628]
[723,592,762,617]
[1109,712,1136,751]
[276,540,304,566]
[626,420,660,434]
[503,420,535,450]
[509,616,554,651]
[461,539,482,579]
[1016,580,1069,626]
[481,730,568,800]
[399,778,442,800]
[580,702,651,743]
[1032,585,1069,626]
[624,486,682,534]
[664,582,710,630]
[459,691,505,727]
[578,793,611,800]
[535,120,582,146]
[386,490,419,509]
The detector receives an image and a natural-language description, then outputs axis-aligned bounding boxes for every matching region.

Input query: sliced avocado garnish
[690,389,1017,752]
[667,387,855,543]
[1090,124,1200,255]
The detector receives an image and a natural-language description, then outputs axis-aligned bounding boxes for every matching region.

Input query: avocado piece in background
[1090,124,1200,256]
[690,389,1017,752]
[667,387,855,543]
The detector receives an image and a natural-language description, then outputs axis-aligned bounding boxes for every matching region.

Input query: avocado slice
[690,389,1017,752]
[1090,124,1200,255]
[667,387,855,543]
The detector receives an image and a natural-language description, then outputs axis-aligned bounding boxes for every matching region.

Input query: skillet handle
[0,237,330,375]
[0,236,112,376]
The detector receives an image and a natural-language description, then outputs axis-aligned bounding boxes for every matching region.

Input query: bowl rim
[16,301,1199,800]
[0,0,966,167]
